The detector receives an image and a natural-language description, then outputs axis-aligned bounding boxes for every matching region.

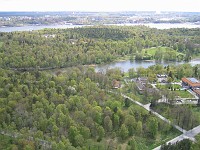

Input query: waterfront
[0,23,200,32]
[95,59,199,72]
[0,24,87,32]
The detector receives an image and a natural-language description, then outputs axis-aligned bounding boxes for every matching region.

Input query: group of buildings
[112,75,200,99]
[182,77,200,98]
[133,74,168,93]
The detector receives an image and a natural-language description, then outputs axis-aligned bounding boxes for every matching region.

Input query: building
[133,77,149,93]
[135,82,145,92]
[112,80,121,89]
[181,77,200,89]
[157,74,168,83]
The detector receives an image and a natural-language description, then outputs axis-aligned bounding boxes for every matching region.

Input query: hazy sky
[0,0,200,12]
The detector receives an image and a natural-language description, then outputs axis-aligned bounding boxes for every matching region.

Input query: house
[157,74,168,83]
[133,77,149,93]
[112,80,121,89]
[181,77,200,89]
[135,82,145,91]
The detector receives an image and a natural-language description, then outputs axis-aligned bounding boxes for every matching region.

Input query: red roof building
[182,77,200,89]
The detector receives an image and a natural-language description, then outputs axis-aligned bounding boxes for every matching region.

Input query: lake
[95,59,200,72]
[0,24,88,32]
[0,23,200,32]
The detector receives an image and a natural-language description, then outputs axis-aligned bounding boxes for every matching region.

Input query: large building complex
[182,77,200,89]
[182,77,200,98]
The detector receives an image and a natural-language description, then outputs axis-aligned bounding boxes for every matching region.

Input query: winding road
[110,90,200,150]
[154,125,200,150]
[121,93,186,133]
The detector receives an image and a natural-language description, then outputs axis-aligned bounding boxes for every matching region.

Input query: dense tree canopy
[0,26,199,69]
[0,66,179,149]
[0,26,200,149]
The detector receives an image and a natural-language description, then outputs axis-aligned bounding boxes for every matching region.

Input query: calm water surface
[0,23,200,32]
[0,24,87,32]
[95,59,199,72]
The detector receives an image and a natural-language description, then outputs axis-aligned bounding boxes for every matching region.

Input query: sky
[0,0,200,12]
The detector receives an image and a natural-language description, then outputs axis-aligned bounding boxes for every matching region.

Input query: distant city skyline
[0,0,200,12]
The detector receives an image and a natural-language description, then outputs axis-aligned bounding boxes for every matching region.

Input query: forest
[0,26,200,69]
[0,26,200,149]
[0,66,181,149]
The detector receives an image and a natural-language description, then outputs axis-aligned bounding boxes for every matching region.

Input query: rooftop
[188,78,200,83]
[182,77,200,87]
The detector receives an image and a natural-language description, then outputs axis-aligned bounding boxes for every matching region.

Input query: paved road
[120,92,200,150]
[109,91,192,150]
[119,81,200,149]
[120,93,186,133]
[154,125,200,150]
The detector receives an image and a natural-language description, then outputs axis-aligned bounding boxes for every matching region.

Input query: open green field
[174,90,194,98]
[142,47,164,55]
[156,84,181,90]
[156,84,194,98]
[141,47,185,61]
[142,47,183,56]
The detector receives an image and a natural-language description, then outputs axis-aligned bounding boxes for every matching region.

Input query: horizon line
[0,10,200,13]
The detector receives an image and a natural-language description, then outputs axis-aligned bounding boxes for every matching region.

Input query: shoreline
[1,22,200,32]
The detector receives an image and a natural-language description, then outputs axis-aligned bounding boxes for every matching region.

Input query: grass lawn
[172,84,181,89]
[142,47,164,55]
[156,84,181,90]
[156,84,194,98]
[174,90,194,98]
[142,47,183,56]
